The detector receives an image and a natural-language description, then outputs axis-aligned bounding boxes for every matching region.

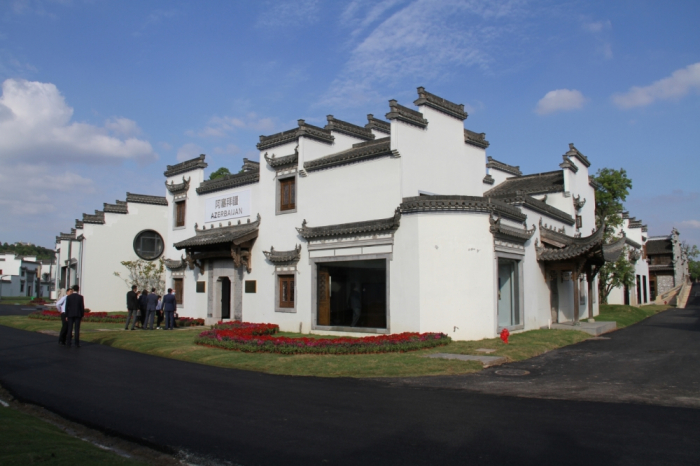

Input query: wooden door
[317,268,330,326]
[549,271,559,323]
[221,277,231,320]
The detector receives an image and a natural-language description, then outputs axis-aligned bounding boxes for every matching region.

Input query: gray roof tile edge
[400,195,527,223]
[82,210,105,224]
[464,129,490,148]
[164,154,208,177]
[365,114,391,134]
[483,174,495,185]
[164,256,187,270]
[174,215,261,249]
[486,156,521,176]
[488,193,574,225]
[104,200,129,214]
[263,245,302,263]
[257,120,334,151]
[413,87,467,121]
[264,151,298,168]
[165,176,191,194]
[385,100,428,128]
[195,171,260,195]
[565,143,591,168]
[489,215,535,242]
[126,193,168,206]
[325,115,375,140]
[483,170,565,197]
[304,138,393,172]
[536,226,606,261]
[296,209,401,240]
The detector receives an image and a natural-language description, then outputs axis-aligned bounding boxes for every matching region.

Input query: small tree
[209,167,231,180]
[682,241,700,281]
[114,258,165,295]
[598,244,636,304]
[594,168,633,230]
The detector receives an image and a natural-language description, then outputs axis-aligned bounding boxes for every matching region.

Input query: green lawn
[597,303,670,328]
[0,405,146,466]
[0,304,670,378]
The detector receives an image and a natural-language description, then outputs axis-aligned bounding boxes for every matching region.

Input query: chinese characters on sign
[205,189,251,222]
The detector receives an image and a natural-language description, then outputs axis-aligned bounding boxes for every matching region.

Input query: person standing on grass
[155,294,164,329]
[162,288,177,330]
[64,284,84,348]
[56,288,73,345]
[145,287,158,330]
[138,289,149,329]
[125,285,138,331]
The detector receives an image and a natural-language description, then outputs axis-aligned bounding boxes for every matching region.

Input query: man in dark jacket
[162,288,177,330]
[125,285,138,330]
[145,287,159,330]
[65,284,85,348]
[138,289,149,329]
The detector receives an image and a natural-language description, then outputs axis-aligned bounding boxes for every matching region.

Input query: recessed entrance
[498,258,520,328]
[220,277,231,320]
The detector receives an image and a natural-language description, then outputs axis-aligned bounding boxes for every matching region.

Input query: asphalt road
[1,290,699,465]
[0,303,43,316]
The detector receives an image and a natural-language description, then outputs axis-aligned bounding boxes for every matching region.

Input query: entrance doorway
[498,259,520,328]
[549,271,559,323]
[220,277,231,320]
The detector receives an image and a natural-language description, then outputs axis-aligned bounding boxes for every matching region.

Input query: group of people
[56,284,85,347]
[125,286,177,330]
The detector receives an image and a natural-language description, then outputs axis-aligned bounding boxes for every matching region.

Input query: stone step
[551,321,616,336]
[424,353,507,367]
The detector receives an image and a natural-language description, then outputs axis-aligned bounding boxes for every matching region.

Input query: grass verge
[0,315,595,378]
[0,403,147,466]
[597,304,670,328]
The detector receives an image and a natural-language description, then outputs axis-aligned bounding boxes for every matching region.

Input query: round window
[133,230,164,260]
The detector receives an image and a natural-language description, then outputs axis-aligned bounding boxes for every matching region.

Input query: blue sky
[1,0,699,249]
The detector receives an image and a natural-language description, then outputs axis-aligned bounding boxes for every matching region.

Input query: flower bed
[177,317,205,327]
[196,321,451,355]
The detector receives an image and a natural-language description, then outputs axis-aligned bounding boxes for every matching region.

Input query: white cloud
[612,62,700,109]
[582,19,612,59]
[535,89,587,115]
[187,113,276,138]
[0,79,158,165]
[176,143,204,162]
[320,0,528,108]
[256,0,321,28]
[680,220,700,229]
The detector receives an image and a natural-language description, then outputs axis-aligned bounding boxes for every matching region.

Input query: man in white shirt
[56,288,72,346]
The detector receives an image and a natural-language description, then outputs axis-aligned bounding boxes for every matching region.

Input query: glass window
[279,275,295,308]
[175,201,186,227]
[317,259,387,329]
[279,178,296,211]
[133,230,164,260]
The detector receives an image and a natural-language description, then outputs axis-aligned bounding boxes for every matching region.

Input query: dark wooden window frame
[278,274,295,309]
[280,177,296,212]
[175,200,186,228]
[173,278,184,306]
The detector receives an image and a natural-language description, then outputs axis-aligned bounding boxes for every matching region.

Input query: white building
[0,253,41,298]
[55,88,624,340]
[606,213,651,306]
[645,228,689,300]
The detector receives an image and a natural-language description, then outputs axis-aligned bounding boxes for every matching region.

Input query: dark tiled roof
[82,210,105,224]
[484,170,564,197]
[537,226,605,261]
[104,200,128,214]
[164,154,208,177]
[304,138,394,172]
[559,156,579,173]
[489,193,575,226]
[645,238,672,255]
[489,215,535,242]
[365,114,390,134]
[175,215,260,249]
[483,174,495,185]
[649,264,674,272]
[55,229,77,243]
[589,176,600,189]
[165,177,190,194]
[413,87,467,120]
[257,119,334,151]
[400,195,527,222]
[297,210,401,240]
[126,193,168,206]
[464,129,490,148]
[565,143,591,168]
[625,236,642,250]
[74,220,84,229]
[264,150,298,169]
[325,115,375,140]
[164,257,187,271]
[196,170,260,195]
[385,100,428,128]
[486,156,521,176]
[263,245,302,264]
[242,158,260,171]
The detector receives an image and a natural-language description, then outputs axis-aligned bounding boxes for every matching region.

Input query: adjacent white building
[55,88,624,340]
[0,253,41,298]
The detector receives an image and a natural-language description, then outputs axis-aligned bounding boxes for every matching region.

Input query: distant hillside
[0,243,55,261]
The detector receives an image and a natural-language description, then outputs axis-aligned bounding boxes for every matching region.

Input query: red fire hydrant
[500,328,510,344]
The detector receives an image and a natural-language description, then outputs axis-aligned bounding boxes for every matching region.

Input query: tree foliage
[113,258,165,295]
[209,167,231,180]
[682,241,700,281]
[0,242,54,260]
[598,245,636,304]
[593,168,633,230]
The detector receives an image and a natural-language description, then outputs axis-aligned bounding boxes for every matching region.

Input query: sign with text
[205,189,251,223]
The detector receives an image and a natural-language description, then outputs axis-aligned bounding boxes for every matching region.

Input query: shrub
[195,321,450,355]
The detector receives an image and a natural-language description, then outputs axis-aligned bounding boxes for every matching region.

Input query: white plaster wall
[81,203,167,312]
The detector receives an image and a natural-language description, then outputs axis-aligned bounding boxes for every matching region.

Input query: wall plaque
[205,188,251,223]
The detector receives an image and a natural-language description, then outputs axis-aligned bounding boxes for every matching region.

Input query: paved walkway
[384,290,700,408]
[1,293,700,465]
